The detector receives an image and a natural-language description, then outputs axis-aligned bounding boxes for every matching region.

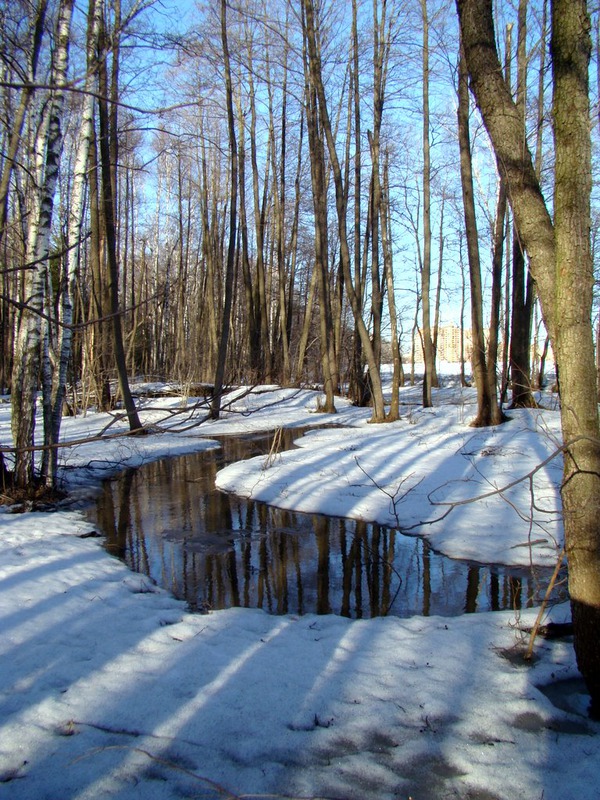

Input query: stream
[89,428,566,619]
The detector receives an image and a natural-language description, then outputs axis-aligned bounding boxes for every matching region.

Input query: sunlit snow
[0,374,597,800]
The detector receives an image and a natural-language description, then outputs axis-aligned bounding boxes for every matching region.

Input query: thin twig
[525,548,567,661]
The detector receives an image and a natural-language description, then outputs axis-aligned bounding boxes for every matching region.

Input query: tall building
[409,325,552,367]
[410,325,474,363]
[436,325,471,362]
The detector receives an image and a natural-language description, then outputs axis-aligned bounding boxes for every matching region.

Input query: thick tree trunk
[551,0,600,716]
[509,232,536,407]
[347,0,369,407]
[457,0,600,715]
[247,53,271,382]
[304,78,337,413]
[87,126,112,410]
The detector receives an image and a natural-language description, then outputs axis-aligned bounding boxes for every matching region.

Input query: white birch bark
[46,0,102,486]
[0,0,48,245]
[11,0,74,488]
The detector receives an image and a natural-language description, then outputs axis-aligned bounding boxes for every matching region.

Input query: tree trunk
[457,0,600,716]
[508,0,537,409]
[457,42,502,427]
[551,0,600,716]
[246,45,271,382]
[486,23,512,410]
[304,76,337,413]
[488,177,506,406]
[11,0,74,489]
[432,197,444,371]
[302,0,386,422]
[87,124,112,410]
[97,0,142,433]
[347,0,369,406]
[236,96,260,383]
[381,150,402,420]
[0,0,48,247]
[420,0,436,407]
[46,0,101,487]
[210,0,238,420]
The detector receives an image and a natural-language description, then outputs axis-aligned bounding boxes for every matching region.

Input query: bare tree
[45,0,103,486]
[302,0,387,421]
[96,0,142,433]
[507,0,537,408]
[457,40,503,427]
[210,0,238,419]
[11,0,75,489]
[420,0,436,408]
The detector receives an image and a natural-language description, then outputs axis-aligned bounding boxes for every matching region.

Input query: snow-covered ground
[0,377,598,800]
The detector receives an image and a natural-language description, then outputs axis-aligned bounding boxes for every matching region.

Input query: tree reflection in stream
[90,431,566,618]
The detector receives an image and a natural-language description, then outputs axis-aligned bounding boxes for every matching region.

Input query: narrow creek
[89,428,566,619]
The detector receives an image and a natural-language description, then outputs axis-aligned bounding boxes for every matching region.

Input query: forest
[1,0,600,721]
[3,0,598,482]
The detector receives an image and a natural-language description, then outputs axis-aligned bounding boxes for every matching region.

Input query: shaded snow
[0,380,597,800]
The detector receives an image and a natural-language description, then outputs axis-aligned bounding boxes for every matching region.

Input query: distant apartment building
[408,324,552,367]
[410,324,474,363]
[436,325,472,363]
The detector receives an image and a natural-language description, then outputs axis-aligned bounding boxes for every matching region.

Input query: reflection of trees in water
[95,447,566,619]
[195,514,540,617]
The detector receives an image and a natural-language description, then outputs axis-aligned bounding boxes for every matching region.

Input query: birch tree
[45,0,102,486]
[11,0,74,489]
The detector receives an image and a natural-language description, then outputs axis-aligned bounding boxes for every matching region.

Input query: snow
[216,384,563,568]
[0,378,598,800]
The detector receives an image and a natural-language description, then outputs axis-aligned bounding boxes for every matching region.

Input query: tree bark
[210,0,238,420]
[457,0,600,715]
[551,0,600,715]
[347,0,369,406]
[304,75,337,413]
[46,0,102,487]
[11,0,74,489]
[457,42,503,427]
[246,38,271,382]
[0,0,48,247]
[97,0,142,433]
[420,0,436,407]
[508,0,537,409]
[302,0,386,422]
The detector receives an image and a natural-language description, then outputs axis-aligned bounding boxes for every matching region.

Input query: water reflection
[90,431,566,619]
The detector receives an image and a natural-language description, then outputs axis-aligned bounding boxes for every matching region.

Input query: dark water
[89,429,566,619]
